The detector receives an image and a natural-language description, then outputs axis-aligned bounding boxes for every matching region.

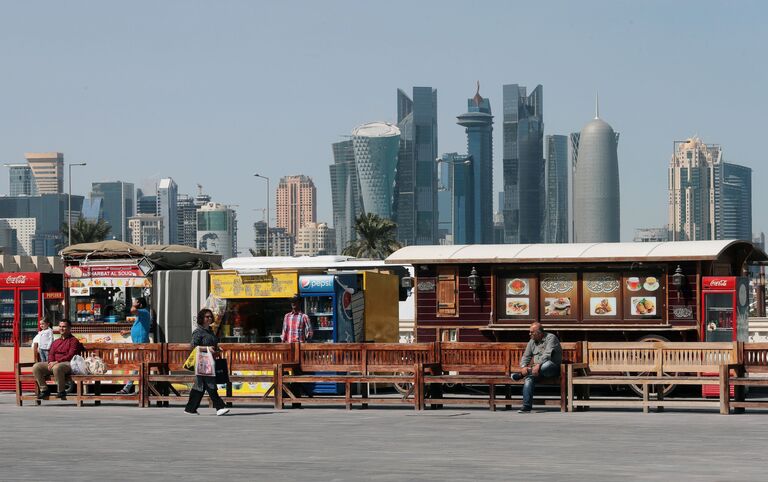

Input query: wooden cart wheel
[627,334,677,398]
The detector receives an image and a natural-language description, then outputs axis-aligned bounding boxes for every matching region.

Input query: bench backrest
[166,343,193,371]
[741,343,768,373]
[584,341,737,373]
[81,343,163,371]
[364,343,435,374]
[437,342,581,375]
[220,343,298,371]
[299,343,366,372]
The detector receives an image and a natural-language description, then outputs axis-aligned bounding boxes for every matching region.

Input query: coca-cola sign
[5,275,28,284]
[703,277,735,290]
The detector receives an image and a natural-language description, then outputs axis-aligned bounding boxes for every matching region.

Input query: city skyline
[1,2,765,250]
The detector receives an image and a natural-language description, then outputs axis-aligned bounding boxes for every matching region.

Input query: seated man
[32,320,84,400]
[512,322,562,413]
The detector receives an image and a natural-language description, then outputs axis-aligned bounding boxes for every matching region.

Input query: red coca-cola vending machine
[0,273,64,391]
[701,276,749,397]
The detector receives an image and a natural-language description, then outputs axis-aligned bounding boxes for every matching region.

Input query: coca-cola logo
[708,280,728,287]
[5,275,28,284]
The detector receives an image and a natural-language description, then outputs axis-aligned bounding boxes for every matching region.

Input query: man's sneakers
[511,373,523,381]
[517,408,532,414]
[56,391,67,400]
[36,388,52,400]
[216,408,230,416]
[184,410,200,415]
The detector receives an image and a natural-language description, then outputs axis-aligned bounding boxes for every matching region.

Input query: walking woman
[184,308,230,416]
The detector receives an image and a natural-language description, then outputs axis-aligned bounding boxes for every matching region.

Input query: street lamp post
[254,173,270,256]
[68,162,87,246]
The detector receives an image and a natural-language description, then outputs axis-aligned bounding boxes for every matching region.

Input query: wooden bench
[724,342,768,413]
[568,342,737,413]
[422,342,582,412]
[15,343,162,407]
[145,343,199,407]
[280,343,434,410]
[74,343,162,407]
[220,343,297,409]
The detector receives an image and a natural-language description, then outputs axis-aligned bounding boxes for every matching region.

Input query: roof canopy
[62,241,221,270]
[385,240,768,265]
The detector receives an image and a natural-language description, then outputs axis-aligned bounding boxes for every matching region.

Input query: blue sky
[1,1,765,250]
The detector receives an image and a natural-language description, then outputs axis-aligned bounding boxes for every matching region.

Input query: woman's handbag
[214,358,229,385]
[182,349,197,371]
[195,347,215,377]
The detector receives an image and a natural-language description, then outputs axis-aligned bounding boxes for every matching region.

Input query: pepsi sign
[299,275,334,293]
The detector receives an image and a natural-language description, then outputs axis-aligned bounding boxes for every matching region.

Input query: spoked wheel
[627,335,678,398]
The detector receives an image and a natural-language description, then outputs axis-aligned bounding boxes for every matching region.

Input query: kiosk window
[436,267,458,317]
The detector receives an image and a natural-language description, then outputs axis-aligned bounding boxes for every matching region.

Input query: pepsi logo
[301,278,311,288]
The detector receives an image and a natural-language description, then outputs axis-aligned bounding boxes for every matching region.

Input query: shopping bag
[195,347,215,377]
[70,355,87,375]
[84,356,106,375]
[214,358,229,385]
[182,349,197,371]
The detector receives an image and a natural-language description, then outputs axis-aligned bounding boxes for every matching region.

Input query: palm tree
[61,218,112,245]
[342,213,402,259]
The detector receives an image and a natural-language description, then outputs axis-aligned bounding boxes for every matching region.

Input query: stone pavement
[1,393,767,481]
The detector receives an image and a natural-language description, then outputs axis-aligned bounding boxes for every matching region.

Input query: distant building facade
[294,222,336,256]
[329,139,363,254]
[544,134,569,243]
[394,87,438,245]
[90,181,135,241]
[176,193,198,248]
[25,152,64,194]
[0,194,83,255]
[7,164,37,196]
[157,178,178,244]
[633,227,669,243]
[128,215,164,246]
[0,218,36,256]
[571,107,620,243]
[351,122,400,219]
[136,188,157,215]
[438,153,474,244]
[457,83,494,244]
[197,202,237,260]
[253,221,294,257]
[502,84,544,244]
[720,162,752,240]
[276,175,316,237]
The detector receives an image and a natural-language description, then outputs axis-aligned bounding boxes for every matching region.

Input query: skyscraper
[438,153,474,244]
[457,83,494,244]
[329,139,362,254]
[128,215,164,246]
[294,222,336,256]
[197,202,237,261]
[90,181,135,241]
[176,193,198,247]
[720,162,752,240]
[25,152,64,194]
[136,188,157,215]
[0,194,83,255]
[572,105,620,243]
[502,84,544,243]
[351,122,400,219]
[394,87,438,245]
[7,164,37,196]
[157,178,178,244]
[667,137,722,241]
[544,135,569,243]
[276,175,317,237]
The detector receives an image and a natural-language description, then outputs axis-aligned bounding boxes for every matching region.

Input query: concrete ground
[1,393,767,481]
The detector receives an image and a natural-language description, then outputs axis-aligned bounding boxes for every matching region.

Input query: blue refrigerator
[299,274,359,394]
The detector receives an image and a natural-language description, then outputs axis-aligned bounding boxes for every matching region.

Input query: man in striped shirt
[281,297,313,342]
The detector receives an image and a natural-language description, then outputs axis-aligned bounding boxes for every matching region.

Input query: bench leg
[274,370,283,410]
[505,384,512,411]
[655,383,664,413]
[642,384,649,414]
[362,381,369,410]
[720,365,729,415]
[77,380,84,407]
[345,381,352,411]
[567,366,574,413]
[489,383,496,412]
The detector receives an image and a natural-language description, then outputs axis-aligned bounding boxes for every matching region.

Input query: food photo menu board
[623,274,663,319]
[498,276,537,319]
[539,273,578,320]
[582,273,621,319]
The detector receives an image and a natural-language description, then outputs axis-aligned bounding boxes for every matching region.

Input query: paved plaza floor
[1,393,768,481]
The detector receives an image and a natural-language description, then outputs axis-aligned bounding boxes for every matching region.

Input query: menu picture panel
[496,275,538,321]
[623,273,663,320]
[539,273,578,321]
[582,273,621,319]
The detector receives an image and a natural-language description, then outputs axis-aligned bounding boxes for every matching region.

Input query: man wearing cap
[281,296,313,343]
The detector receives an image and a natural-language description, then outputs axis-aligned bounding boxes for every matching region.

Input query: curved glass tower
[351,122,401,219]
[572,115,620,242]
